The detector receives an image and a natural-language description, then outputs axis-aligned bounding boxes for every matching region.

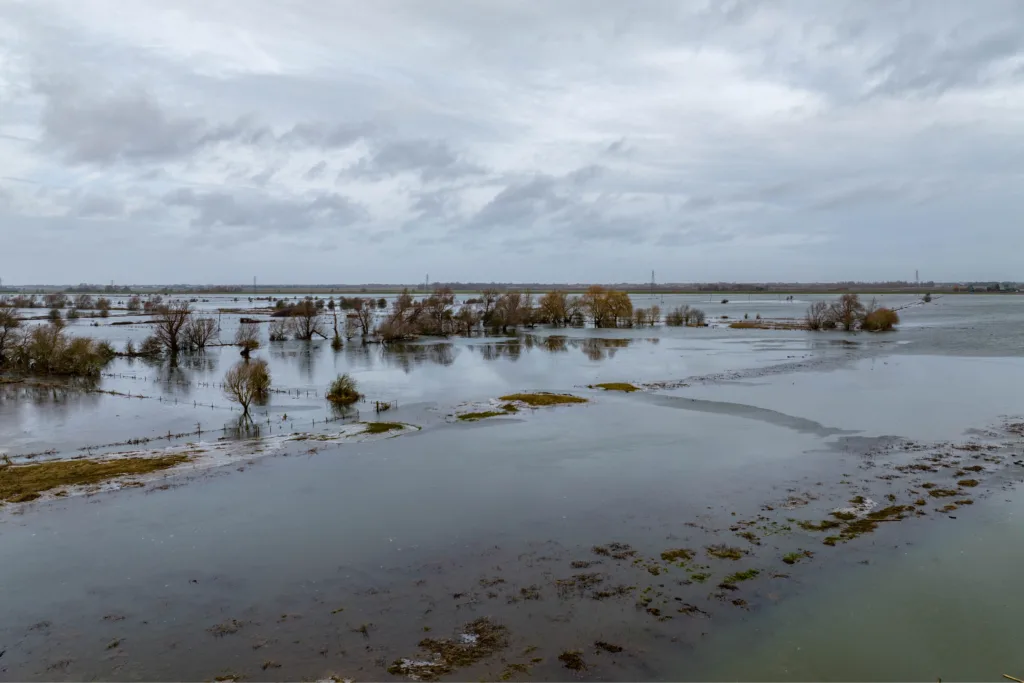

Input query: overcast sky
[1,0,1022,285]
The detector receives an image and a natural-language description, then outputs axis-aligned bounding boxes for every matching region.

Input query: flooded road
[1,294,1023,680]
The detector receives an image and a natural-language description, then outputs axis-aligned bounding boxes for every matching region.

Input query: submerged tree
[184,317,219,350]
[152,301,192,354]
[289,300,327,340]
[831,293,865,332]
[223,358,271,420]
[805,301,831,331]
[0,305,21,364]
[234,321,261,357]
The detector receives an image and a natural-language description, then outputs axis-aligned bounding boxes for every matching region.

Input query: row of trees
[805,294,900,332]
[0,307,115,376]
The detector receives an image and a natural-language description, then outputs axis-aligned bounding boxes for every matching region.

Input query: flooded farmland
[2,293,1023,681]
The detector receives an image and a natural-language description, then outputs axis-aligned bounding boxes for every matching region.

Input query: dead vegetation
[499,392,588,407]
[387,618,508,681]
[0,454,191,503]
[589,382,639,392]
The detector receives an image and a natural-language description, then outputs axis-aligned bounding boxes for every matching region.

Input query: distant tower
[915,270,919,287]
[651,270,655,299]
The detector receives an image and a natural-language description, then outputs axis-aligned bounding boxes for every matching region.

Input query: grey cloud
[74,194,125,218]
[347,139,485,182]
[304,161,327,181]
[282,122,374,149]
[37,80,206,164]
[34,79,373,166]
[467,175,570,232]
[868,28,1024,98]
[164,188,364,233]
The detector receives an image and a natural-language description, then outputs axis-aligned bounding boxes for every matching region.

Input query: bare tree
[269,319,289,341]
[0,306,20,363]
[234,321,261,357]
[223,359,271,420]
[183,317,218,350]
[352,298,376,338]
[74,294,94,309]
[805,301,831,331]
[831,293,865,332]
[289,300,327,340]
[491,292,524,333]
[96,297,111,318]
[126,295,141,312]
[649,304,661,325]
[151,301,191,354]
[454,306,480,336]
[480,288,500,325]
[422,287,454,335]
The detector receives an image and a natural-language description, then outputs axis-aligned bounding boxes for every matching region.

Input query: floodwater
[1,293,1023,681]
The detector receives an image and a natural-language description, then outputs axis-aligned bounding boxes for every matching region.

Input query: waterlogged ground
[1,294,1024,681]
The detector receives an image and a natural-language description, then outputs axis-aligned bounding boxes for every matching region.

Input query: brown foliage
[861,307,900,331]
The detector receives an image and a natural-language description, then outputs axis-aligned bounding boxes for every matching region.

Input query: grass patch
[457,411,504,421]
[724,568,760,583]
[660,548,695,563]
[796,519,842,532]
[928,488,959,498]
[589,383,639,392]
[957,478,980,487]
[0,454,191,503]
[499,392,588,407]
[362,422,404,435]
[782,550,814,565]
[706,544,746,560]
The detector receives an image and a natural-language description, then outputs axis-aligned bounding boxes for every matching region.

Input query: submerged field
[1,293,1023,681]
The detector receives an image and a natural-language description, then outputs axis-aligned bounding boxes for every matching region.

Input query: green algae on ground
[660,548,695,563]
[0,453,192,503]
[499,392,588,407]
[388,618,508,681]
[361,422,404,434]
[724,568,760,583]
[957,478,980,487]
[928,487,959,498]
[782,550,814,565]
[706,544,746,560]
[589,382,639,392]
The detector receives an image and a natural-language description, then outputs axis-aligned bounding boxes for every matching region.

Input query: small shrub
[326,373,362,405]
[268,319,289,341]
[861,308,899,332]
[139,335,163,357]
[234,321,261,354]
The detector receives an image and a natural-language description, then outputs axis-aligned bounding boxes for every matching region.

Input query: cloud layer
[1,0,1022,284]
